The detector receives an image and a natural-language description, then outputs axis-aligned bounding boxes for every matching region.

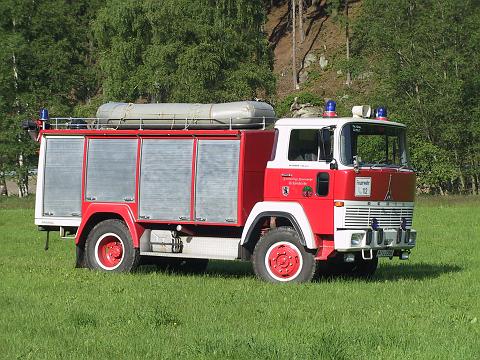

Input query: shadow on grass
[315,262,463,283]
[137,259,255,279]
[138,260,462,282]
[373,262,462,282]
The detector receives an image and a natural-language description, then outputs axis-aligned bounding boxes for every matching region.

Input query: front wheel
[85,219,140,272]
[252,227,316,283]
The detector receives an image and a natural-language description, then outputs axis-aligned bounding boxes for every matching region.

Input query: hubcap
[265,241,303,281]
[95,233,125,270]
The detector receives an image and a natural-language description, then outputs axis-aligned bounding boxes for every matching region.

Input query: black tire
[85,219,140,272]
[252,226,316,283]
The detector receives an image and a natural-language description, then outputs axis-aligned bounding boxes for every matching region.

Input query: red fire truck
[26,100,417,283]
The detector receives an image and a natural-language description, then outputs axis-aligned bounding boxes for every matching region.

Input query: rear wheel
[252,227,316,283]
[85,219,139,272]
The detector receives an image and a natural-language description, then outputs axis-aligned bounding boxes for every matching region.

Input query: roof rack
[45,115,275,131]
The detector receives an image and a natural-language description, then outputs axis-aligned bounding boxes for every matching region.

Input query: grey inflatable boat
[95,101,276,129]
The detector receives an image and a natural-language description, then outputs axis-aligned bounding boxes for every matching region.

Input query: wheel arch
[241,202,316,250]
[75,204,145,249]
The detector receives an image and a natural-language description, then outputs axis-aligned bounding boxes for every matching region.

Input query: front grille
[344,205,414,229]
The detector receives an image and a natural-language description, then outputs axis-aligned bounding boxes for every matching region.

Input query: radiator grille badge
[384,174,393,201]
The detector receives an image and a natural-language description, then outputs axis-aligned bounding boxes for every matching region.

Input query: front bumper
[335,228,416,252]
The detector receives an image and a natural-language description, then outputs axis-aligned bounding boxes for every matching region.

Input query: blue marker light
[40,108,49,121]
[323,100,337,117]
[376,106,388,120]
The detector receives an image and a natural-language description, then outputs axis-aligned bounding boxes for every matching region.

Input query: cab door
[264,127,335,235]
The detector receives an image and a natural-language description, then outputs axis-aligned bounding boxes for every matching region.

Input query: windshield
[340,123,409,167]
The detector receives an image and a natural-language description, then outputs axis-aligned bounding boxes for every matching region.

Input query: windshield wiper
[396,164,415,172]
[369,160,389,169]
[369,161,413,171]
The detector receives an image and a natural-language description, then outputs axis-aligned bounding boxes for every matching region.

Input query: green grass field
[1,196,479,359]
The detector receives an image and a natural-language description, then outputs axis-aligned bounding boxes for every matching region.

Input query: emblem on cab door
[282,186,290,197]
[302,185,313,197]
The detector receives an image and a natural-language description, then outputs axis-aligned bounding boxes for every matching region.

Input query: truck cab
[258,103,416,273]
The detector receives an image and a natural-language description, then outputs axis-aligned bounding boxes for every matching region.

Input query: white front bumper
[335,228,417,252]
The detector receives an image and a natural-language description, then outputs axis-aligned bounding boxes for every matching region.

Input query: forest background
[0,0,478,196]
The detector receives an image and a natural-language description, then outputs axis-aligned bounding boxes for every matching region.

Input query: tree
[93,0,275,103]
[325,0,351,87]
[0,0,105,196]
[292,0,298,89]
[352,0,480,194]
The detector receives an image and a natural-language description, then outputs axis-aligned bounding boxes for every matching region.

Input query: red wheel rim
[95,233,124,270]
[265,241,302,281]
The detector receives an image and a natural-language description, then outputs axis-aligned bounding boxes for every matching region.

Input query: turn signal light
[334,201,344,207]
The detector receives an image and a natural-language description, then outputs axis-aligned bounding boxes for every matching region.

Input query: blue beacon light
[40,108,49,121]
[323,100,337,117]
[376,106,388,120]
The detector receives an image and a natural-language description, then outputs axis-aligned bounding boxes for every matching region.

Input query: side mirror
[318,128,333,162]
[321,128,331,144]
[353,155,361,173]
[329,159,338,170]
[22,119,40,141]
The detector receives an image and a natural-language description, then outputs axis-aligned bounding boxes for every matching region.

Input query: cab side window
[288,129,318,161]
[288,129,333,161]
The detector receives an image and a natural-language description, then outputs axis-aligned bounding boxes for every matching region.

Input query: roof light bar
[376,106,388,120]
[40,108,49,121]
[323,100,337,118]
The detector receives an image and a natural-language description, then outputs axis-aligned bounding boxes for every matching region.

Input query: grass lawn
[0,195,479,359]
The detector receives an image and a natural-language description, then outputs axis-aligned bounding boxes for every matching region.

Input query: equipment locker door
[139,139,194,221]
[85,138,137,202]
[195,140,240,223]
[43,137,84,217]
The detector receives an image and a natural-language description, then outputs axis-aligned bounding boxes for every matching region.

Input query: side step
[140,252,237,261]
[60,226,77,240]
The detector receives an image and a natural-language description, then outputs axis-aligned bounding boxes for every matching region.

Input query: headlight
[351,233,364,246]
[408,231,417,244]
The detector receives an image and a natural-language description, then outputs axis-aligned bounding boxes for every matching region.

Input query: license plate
[377,249,394,257]
[355,177,371,197]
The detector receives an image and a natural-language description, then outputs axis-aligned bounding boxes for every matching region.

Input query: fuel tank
[95,101,276,129]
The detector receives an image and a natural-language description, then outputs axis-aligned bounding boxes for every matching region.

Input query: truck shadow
[314,262,462,283]
[368,262,462,282]
[137,260,255,279]
[138,261,462,282]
